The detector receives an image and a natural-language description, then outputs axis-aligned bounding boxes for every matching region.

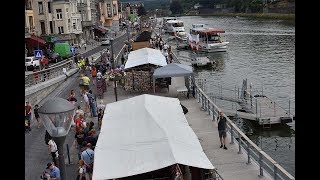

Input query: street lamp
[110,38,114,69]
[109,38,118,102]
[38,98,76,180]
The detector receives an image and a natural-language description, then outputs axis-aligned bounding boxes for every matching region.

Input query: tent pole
[153,78,156,93]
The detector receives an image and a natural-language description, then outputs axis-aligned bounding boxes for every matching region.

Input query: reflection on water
[163,16,295,176]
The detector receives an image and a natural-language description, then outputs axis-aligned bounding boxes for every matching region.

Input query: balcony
[82,21,94,27]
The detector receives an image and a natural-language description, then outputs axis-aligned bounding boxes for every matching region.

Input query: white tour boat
[187,24,229,52]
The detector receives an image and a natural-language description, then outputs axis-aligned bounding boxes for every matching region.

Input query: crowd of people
[149,35,174,64]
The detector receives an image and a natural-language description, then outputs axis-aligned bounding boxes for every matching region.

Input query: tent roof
[93,94,214,180]
[124,48,167,69]
[153,63,193,79]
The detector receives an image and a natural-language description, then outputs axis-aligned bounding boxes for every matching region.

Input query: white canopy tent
[152,63,194,93]
[124,48,167,69]
[93,94,214,180]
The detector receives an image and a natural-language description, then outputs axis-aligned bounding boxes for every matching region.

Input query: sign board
[70,47,77,53]
[34,50,43,59]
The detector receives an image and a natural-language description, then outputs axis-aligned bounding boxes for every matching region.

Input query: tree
[137,6,147,16]
[170,0,183,14]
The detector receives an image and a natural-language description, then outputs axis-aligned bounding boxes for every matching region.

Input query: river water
[161,16,295,177]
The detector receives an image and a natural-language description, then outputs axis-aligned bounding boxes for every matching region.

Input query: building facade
[33,0,82,45]
[25,0,35,38]
[98,0,119,32]
[120,1,144,21]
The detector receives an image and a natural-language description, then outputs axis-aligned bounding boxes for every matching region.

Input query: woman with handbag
[48,137,58,166]
[76,159,86,180]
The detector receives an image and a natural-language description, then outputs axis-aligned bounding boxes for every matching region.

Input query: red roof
[30,35,46,44]
[25,35,46,47]
[198,29,225,34]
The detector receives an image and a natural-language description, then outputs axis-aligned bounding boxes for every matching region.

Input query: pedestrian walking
[80,74,90,94]
[97,108,104,130]
[77,159,87,180]
[46,162,61,180]
[87,90,97,117]
[34,104,41,128]
[91,66,97,86]
[218,111,228,150]
[48,137,59,165]
[75,127,85,160]
[25,102,32,131]
[81,143,94,180]
[67,89,77,106]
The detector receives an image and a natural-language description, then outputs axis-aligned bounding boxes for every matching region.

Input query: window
[66,8,68,12]
[58,26,64,34]
[107,4,111,17]
[38,2,43,14]
[56,9,62,19]
[40,21,45,35]
[48,2,51,13]
[73,23,76,30]
[49,21,53,34]
[113,4,117,15]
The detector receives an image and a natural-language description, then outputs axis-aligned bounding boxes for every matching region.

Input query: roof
[93,94,214,180]
[191,27,225,34]
[124,48,167,69]
[25,35,46,45]
[153,63,193,79]
[94,26,108,33]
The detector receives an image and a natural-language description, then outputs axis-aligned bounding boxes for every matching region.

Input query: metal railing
[193,81,295,180]
[25,60,75,88]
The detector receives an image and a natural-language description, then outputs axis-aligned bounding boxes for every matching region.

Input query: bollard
[246,143,251,165]
[258,151,264,177]
[66,144,71,165]
[230,126,234,144]
[238,132,242,154]
[256,99,258,118]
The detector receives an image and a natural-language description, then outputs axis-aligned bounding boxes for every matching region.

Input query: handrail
[194,81,295,180]
[25,60,75,88]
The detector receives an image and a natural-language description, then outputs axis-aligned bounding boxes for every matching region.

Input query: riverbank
[183,13,295,21]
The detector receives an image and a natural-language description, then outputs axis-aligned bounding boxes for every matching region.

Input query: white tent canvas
[93,94,214,180]
[124,48,167,69]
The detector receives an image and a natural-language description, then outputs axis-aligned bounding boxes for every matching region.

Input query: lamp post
[110,38,118,101]
[38,98,76,180]
[110,38,114,69]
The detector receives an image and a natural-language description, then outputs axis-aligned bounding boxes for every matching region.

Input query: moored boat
[187,24,229,52]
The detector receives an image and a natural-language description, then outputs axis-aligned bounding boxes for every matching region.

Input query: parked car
[46,52,62,63]
[101,38,110,46]
[25,56,40,71]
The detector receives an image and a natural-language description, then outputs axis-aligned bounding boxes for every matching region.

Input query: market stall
[124,48,167,92]
[93,94,214,180]
[152,63,194,93]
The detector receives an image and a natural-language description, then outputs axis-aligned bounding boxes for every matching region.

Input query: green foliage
[170,0,184,14]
